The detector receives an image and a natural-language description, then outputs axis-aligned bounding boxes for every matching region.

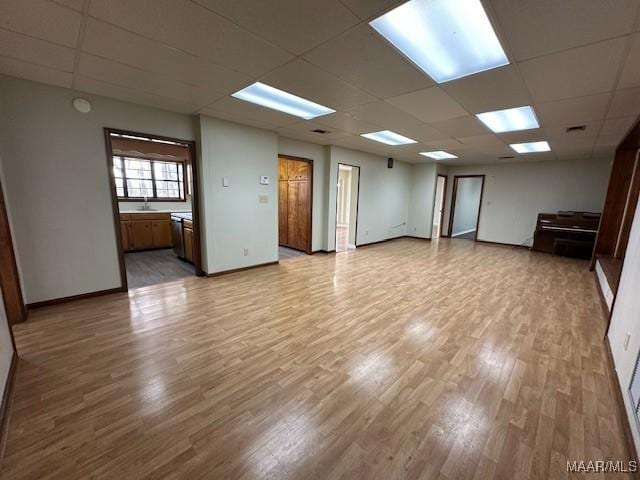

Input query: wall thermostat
[260,176,270,185]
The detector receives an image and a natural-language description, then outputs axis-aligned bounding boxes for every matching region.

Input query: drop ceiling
[1,0,639,165]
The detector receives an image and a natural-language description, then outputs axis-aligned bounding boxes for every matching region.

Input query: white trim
[452,228,476,237]
[595,260,613,311]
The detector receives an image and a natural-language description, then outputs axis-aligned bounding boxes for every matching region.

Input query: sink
[136,206,156,211]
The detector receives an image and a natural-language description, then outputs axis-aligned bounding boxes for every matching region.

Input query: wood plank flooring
[3,238,633,479]
[125,248,195,289]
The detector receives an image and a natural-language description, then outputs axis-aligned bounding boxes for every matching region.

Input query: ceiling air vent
[499,155,515,160]
[312,129,330,134]
[566,125,586,133]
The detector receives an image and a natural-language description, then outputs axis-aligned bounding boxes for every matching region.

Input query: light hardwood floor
[3,238,633,479]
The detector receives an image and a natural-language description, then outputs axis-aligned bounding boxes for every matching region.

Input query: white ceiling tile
[346,101,424,133]
[0,28,75,72]
[553,143,594,160]
[458,134,512,155]
[0,0,81,47]
[78,54,225,107]
[82,19,251,94]
[423,138,467,150]
[497,128,547,145]
[202,96,301,129]
[600,116,637,138]
[398,124,450,143]
[519,38,627,103]
[193,0,359,55]
[592,144,616,160]
[199,109,280,132]
[545,121,601,145]
[608,87,640,118]
[75,75,200,114]
[428,116,490,138]
[441,66,531,113]
[386,87,467,123]
[261,59,376,111]
[276,121,347,141]
[311,111,382,135]
[339,0,406,20]
[0,54,72,88]
[51,0,84,11]
[534,93,611,126]
[487,0,639,60]
[89,0,292,76]
[303,24,434,99]
[618,33,640,90]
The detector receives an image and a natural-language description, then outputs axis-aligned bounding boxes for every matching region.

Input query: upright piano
[532,211,600,258]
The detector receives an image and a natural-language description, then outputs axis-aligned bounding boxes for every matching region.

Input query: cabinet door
[297,180,310,251]
[183,227,194,263]
[279,180,288,245]
[131,220,153,250]
[152,220,172,247]
[287,181,299,248]
[120,221,131,251]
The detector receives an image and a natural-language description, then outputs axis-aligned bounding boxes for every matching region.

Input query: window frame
[113,155,187,202]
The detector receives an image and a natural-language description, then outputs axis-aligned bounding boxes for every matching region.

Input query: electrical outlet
[624,332,631,350]
[243,248,249,257]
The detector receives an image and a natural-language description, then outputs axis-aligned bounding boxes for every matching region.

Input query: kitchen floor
[125,248,195,288]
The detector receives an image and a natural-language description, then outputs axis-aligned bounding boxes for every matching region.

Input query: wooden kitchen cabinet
[183,219,194,263]
[119,213,173,251]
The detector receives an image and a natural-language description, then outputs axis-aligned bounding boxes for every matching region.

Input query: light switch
[222,177,230,187]
[260,176,270,185]
[259,195,268,204]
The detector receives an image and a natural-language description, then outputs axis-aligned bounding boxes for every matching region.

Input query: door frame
[278,155,313,255]
[447,174,485,240]
[0,177,26,328]
[104,128,205,291]
[432,174,448,239]
[334,163,361,251]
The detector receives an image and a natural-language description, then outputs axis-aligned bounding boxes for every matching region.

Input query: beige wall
[327,146,412,249]
[407,163,438,239]
[0,75,197,303]
[442,158,611,246]
[277,137,329,252]
[198,115,278,274]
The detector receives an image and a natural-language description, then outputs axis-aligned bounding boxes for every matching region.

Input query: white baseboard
[452,228,476,237]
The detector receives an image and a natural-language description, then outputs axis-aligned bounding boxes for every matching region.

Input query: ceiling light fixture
[370,0,509,83]
[361,130,417,145]
[231,82,335,120]
[510,141,551,153]
[476,106,539,133]
[420,151,458,160]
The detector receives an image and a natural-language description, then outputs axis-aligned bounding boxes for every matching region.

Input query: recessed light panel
[370,0,509,83]
[231,82,335,120]
[476,106,539,133]
[510,141,551,153]
[420,151,458,160]
[361,130,417,145]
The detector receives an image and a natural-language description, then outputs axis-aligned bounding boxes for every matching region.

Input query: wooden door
[287,181,299,248]
[279,180,288,245]
[0,180,25,325]
[152,220,172,247]
[120,221,131,251]
[279,157,288,180]
[131,221,153,249]
[297,180,310,250]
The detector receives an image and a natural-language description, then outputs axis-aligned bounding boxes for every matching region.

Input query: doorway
[0,177,25,326]
[278,155,313,259]
[448,175,485,241]
[105,128,203,290]
[335,164,360,252]
[431,174,447,239]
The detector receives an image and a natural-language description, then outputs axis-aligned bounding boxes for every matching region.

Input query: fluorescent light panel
[510,141,551,153]
[420,151,457,160]
[370,0,509,83]
[476,106,539,133]
[361,130,417,145]
[231,82,335,120]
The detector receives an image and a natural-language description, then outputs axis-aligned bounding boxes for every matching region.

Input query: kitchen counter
[120,209,191,214]
[171,212,192,221]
